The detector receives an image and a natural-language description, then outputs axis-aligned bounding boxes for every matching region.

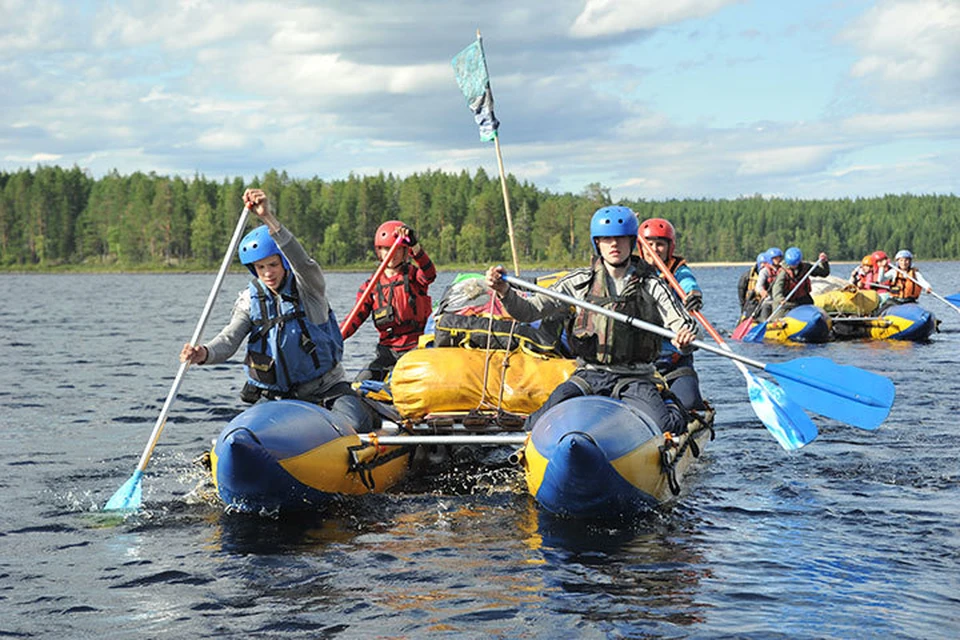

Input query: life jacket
[756,265,778,295]
[664,255,687,275]
[780,264,813,302]
[891,268,922,300]
[745,265,760,300]
[245,276,343,392]
[569,257,663,366]
[854,267,876,290]
[370,262,432,348]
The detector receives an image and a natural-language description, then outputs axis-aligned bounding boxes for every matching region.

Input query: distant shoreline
[1,260,881,275]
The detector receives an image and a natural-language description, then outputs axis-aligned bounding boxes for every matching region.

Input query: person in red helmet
[870,250,893,292]
[638,217,705,411]
[340,220,437,381]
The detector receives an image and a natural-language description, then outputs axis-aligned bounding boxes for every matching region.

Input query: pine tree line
[1,165,958,269]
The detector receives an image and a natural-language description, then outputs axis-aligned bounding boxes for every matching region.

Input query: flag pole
[453,30,520,277]
[476,30,520,276]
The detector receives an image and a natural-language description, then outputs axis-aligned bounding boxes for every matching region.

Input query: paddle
[104,207,251,512]
[743,257,824,343]
[891,266,960,318]
[501,274,894,430]
[639,239,817,449]
[339,233,407,335]
[731,303,763,341]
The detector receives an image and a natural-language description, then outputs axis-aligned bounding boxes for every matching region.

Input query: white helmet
[894,249,913,261]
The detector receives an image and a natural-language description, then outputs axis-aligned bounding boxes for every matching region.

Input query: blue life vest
[245,276,343,392]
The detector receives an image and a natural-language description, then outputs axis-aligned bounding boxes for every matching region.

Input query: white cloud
[571,0,742,37]
[843,0,960,88]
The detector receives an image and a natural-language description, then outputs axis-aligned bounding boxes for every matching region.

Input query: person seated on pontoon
[485,205,699,435]
[850,255,875,290]
[882,250,931,305]
[770,247,829,317]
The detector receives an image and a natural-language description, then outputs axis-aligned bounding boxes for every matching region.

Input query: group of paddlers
[180,190,710,436]
[737,247,830,322]
[847,250,931,305]
[738,246,931,322]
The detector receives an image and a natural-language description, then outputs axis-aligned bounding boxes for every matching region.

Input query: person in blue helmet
[484,205,699,434]
[771,246,829,314]
[753,247,782,321]
[738,251,769,319]
[179,188,378,432]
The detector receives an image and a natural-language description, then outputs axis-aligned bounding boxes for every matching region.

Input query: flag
[451,38,500,142]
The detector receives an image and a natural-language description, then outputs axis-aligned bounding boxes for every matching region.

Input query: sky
[2,0,959,201]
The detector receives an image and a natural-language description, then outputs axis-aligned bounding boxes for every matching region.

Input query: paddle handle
[134,207,251,472]
[501,274,766,371]
[339,234,407,335]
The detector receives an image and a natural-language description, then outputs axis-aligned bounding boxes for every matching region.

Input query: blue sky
[2,0,958,200]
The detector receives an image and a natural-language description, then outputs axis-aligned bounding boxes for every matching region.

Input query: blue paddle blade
[946,293,960,307]
[104,470,143,512]
[746,373,818,450]
[743,321,767,343]
[765,357,894,430]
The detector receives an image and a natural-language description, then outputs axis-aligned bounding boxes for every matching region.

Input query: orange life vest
[892,268,922,300]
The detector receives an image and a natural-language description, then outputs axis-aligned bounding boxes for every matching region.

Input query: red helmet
[638,218,676,258]
[871,250,888,263]
[374,220,406,248]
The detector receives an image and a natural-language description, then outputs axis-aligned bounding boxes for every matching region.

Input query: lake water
[2,263,959,638]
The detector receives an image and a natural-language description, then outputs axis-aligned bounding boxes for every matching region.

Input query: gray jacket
[498,262,698,375]
[201,225,346,389]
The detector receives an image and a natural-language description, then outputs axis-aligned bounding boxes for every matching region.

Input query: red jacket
[340,249,437,350]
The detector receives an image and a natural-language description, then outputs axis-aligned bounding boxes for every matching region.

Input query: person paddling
[179,188,378,432]
[771,247,829,316]
[340,221,437,381]
[754,247,783,321]
[883,249,931,306]
[850,255,875,289]
[485,205,699,435]
[738,252,769,318]
[638,217,705,411]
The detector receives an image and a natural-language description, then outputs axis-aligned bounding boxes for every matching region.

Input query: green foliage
[0,165,958,270]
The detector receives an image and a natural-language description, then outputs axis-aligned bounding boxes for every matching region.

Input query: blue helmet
[238,225,289,276]
[590,206,639,255]
[766,247,783,260]
[756,252,768,268]
[784,247,802,267]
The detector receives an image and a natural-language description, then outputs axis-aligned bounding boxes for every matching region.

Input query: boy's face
[254,254,286,291]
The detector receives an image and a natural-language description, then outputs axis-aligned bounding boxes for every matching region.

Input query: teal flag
[451,39,500,142]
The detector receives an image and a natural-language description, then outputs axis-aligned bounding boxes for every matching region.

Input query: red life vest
[370,262,433,349]
[857,269,876,290]
[781,264,813,301]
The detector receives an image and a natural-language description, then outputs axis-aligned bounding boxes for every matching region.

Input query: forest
[1,164,958,270]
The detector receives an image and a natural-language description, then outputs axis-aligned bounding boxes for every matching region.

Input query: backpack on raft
[428,273,568,358]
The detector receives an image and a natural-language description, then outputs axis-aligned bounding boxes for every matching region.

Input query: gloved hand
[400,225,418,247]
[684,290,703,312]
